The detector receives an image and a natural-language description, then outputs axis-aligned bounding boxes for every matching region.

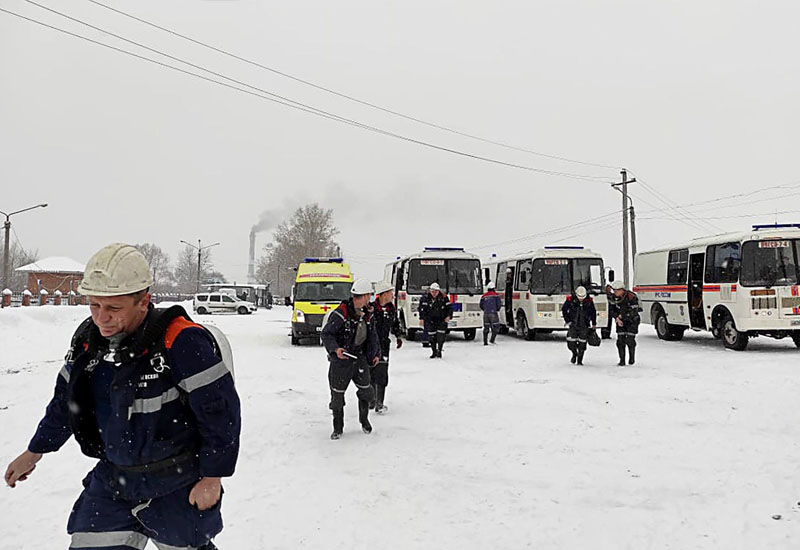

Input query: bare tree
[173,244,223,293]
[256,204,339,297]
[134,243,172,292]
[1,235,39,291]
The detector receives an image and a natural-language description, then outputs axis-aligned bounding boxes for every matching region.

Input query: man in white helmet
[561,285,597,365]
[4,243,240,550]
[369,281,403,414]
[321,278,380,439]
[609,280,642,366]
[417,282,453,359]
[480,281,502,346]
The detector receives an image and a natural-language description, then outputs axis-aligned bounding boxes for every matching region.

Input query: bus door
[504,263,515,326]
[689,253,705,328]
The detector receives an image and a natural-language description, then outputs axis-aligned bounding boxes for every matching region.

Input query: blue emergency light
[424,247,465,252]
[752,224,800,231]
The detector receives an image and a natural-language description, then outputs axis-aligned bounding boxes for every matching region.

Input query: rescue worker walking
[480,281,502,345]
[609,280,642,366]
[561,286,597,365]
[321,278,380,439]
[4,243,241,550]
[418,282,453,359]
[370,281,403,414]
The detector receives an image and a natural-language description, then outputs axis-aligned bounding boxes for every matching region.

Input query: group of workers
[561,281,642,366]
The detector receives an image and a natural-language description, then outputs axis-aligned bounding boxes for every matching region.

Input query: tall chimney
[247,230,256,283]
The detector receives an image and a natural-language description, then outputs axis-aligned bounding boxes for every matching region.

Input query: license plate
[315,326,322,332]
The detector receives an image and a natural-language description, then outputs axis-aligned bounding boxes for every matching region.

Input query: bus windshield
[573,259,605,294]
[531,259,571,295]
[447,259,483,295]
[740,239,799,287]
[294,282,352,302]
[406,258,482,294]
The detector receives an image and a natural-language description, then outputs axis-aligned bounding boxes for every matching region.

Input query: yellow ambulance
[291,257,354,345]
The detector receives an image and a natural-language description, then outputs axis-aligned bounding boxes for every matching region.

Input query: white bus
[633,224,800,350]
[483,246,610,340]
[385,247,484,341]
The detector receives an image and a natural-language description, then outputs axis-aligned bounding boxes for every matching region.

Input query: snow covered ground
[2,304,799,549]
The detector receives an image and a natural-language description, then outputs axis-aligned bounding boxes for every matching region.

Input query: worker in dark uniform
[417,282,452,359]
[321,278,380,439]
[561,285,597,365]
[480,281,502,346]
[609,280,642,366]
[370,281,403,414]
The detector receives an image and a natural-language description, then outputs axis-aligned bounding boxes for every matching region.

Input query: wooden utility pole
[611,170,636,288]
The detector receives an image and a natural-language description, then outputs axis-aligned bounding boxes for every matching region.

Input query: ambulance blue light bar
[304,257,343,263]
[424,247,464,252]
[753,224,800,231]
[544,246,584,250]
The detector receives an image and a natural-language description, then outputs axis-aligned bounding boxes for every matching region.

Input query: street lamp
[0,203,48,290]
[180,239,220,293]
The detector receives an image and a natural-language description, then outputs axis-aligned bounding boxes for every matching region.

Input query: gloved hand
[371,356,379,367]
[396,338,403,349]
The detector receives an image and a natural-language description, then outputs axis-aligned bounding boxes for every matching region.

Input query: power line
[639,208,800,221]
[470,210,621,252]
[87,0,623,172]
[3,4,615,183]
[627,171,721,233]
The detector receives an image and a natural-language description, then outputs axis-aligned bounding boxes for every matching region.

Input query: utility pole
[180,239,220,293]
[629,203,637,263]
[611,170,636,288]
[0,203,48,290]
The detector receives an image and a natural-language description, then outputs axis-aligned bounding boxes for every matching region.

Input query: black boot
[628,342,636,365]
[576,350,585,366]
[358,399,372,434]
[375,385,387,414]
[430,340,438,359]
[570,350,577,364]
[617,341,626,366]
[331,411,344,440]
[436,333,446,358]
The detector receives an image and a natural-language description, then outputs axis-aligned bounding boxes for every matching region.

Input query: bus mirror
[608,269,615,283]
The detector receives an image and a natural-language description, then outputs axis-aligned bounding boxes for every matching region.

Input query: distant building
[15,256,85,294]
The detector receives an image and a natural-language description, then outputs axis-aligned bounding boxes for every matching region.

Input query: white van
[634,224,800,350]
[193,292,257,315]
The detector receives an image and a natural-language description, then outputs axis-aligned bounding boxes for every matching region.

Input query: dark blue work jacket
[27,307,241,500]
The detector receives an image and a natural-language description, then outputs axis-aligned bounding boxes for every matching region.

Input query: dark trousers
[371,354,389,407]
[566,324,589,360]
[425,319,448,355]
[483,312,500,344]
[616,332,637,363]
[329,356,375,428]
[68,465,222,550]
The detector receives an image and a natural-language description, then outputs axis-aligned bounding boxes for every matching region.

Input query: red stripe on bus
[633,285,688,292]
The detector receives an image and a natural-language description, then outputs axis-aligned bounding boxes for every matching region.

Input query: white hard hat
[77,243,153,297]
[575,286,588,299]
[611,280,625,291]
[487,281,496,290]
[429,282,441,291]
[374,281,394,295]
[351,278,374,296]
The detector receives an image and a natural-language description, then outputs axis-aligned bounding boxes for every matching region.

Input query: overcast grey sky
[2,0,799,284]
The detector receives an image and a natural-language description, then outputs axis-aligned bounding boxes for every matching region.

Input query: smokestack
[247,230,256,284]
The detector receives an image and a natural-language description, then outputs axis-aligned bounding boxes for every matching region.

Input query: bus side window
[705,243,740,283]
[516,260,532,290]
[496,263,507,292]
[667,249,689,284]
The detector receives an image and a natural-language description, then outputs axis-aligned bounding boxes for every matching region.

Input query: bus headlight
[296,310,305,323]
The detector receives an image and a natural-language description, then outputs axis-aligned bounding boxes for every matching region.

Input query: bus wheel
[654,309,682,341]
[720,315,748,351]
[792,332,800,348]
[291,335,299,346]
[463,328,476,341]
[516,313,535,341]
[196,306,208,315]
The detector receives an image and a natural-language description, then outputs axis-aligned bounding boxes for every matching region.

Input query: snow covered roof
[15,256,86,274]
